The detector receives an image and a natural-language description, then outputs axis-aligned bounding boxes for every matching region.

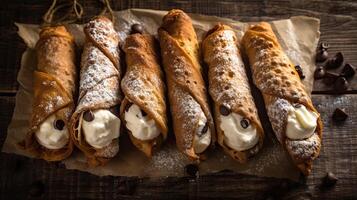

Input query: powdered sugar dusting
[286,133,321,160]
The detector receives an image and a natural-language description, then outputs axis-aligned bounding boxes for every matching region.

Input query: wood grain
[1,95,356,199]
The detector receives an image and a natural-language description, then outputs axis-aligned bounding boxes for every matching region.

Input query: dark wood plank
[0,0,357,93]
[1,94,356,199]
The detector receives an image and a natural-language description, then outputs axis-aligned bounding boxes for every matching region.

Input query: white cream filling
[193,112,211,154]
[286,104,319,140]
[82,109,121,149]
[124,104,160,141]
[220,113,259,151]
[35,115,69,150]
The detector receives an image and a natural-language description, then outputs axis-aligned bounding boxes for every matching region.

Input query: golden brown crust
[242,22,323,175]
[158,9,215,159]
[19,26,76,161]
[69,16,122,166]
[202,24,264,163]
[120,33,168,157]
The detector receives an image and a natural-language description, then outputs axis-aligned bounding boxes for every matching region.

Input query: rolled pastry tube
[19,26,77,161]
[202,24,264,163]
[158,9,215,159]
[120,33,168,157]
[70,16,122,166]
[242,22,323,175]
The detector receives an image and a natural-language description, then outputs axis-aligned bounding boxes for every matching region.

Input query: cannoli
[19,26,77,161]
[242,22,322,175]
[158,9,215,159]
[202,24,264,163]
[70,16,122,166]
[120,33,168,157]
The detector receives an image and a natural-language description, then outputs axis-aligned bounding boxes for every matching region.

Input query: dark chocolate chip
[320,42,330,50]
[294,103,302,108]
[316,50,328,62]
[332,108,348,122]
[295,65,305,79]
[125,102,133,112]
[326,52,344,69]
[131,24,143,34]
[314,66,326,79]
[185,164,199,177]
[334,76,349,92]
[240,118,250,129]
[220,105,231,116]
[83,110,94,122]
[141,110,147,117]
[341,63,355,78]
[28,180,45,197]
[109,106,120,118]
[201,122,209,134]
[322,172,338,187]
[53,119,65,130]
[323,72,339,85]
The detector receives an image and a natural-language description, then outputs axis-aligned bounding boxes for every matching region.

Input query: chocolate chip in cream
[220,105,231,116]
[53,119,65,130]
[83,110,94,122]
[240,118,250,129]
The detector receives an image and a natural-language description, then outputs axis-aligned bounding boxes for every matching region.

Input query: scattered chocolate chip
[185,164,199,177]
[294,103,302,108]
[316,50,328,62]
[334,76,349,92]
[219,105,231,116]
[332,108,348,122]
[28,180,45,197]
[326,52,344,69]
[322,172,338,187]
[341,63,355,78]
[323,72,339,85]
[109,106,120,118]
[53,119,65,130]
[314,66,326,79]
[240,118,250,129]
[131,24,143,34]
[83,110,94,122]
[141,110,147,117]
[125,102,133,112]
[295,65,305,79]
[320,42,330,50]
[201,122,209,134]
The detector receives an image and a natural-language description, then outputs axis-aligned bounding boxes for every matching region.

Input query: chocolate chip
[322,172,338,187]
[53,119,65,130]
[131,24,143,34]
[294,103,302,108]
[332,108,348,122]
[334,76,349,92]
[83,110,94,122]
[219,105,231,116]
[109,106,120,118]
[201,122,209,134]
[141,110,147,117]
[28,180,45,197]
[295,65,305,79]
[185,164,199,177]
[320,42,330,50]
[314,66,326,79]
[326,52,344,69]
[316,50,328,62]
[125,102,133,112]
[323,72,339,85]
[341,63,355,78]
[240,118,250,129]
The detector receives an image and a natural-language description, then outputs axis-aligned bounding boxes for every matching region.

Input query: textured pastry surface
[202,24,264,163]
[120,33,168,157]
[158,9,215,159]
[242,22,323,175]
[19,26,76,161]
[70,16,122,166]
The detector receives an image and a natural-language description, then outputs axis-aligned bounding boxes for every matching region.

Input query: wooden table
[1,0,356,199]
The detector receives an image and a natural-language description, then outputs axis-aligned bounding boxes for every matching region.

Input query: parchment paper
[2,9,320,180]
